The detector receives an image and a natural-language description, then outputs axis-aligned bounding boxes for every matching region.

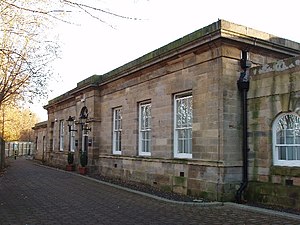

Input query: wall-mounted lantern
[79,107,91,133]
[67,116,78,132]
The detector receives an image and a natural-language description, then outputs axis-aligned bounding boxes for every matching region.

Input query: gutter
[236,50,250,203]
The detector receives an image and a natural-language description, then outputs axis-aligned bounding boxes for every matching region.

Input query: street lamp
[66,116,77,170]
[78,107,91,171]
[66,115,77,153]
[67,116,77,132]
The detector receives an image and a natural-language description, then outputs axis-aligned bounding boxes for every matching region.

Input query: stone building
[32,121,47,161]
[35,20,300,208]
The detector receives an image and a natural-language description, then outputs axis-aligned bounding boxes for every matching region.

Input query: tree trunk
[0,137,5,170]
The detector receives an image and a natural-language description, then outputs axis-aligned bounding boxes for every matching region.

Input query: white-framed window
[174,92,193,158]
[113,108,122,155]
[273,112,300,167]
[59,120,64,151]
[139,103,151,156]
[51,122,55,151]
[43,136,46,154]
[70,123,76,152]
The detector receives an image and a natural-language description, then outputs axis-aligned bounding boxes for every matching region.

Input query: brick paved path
[0,158,299,225]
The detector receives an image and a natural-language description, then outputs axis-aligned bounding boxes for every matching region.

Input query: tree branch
[62,0,140,20]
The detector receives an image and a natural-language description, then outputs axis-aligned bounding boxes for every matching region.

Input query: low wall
[247,181,300,209]
[96,155,240,201]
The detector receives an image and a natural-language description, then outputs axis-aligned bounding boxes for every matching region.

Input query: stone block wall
[95,42,286,201]
[247,56,300,208]
[95,45,234,201]
[97,155,228,200]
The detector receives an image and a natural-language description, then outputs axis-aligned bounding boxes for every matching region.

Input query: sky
[32,0,300,121]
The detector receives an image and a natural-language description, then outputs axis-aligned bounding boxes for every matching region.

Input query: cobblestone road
[0,158,299,225]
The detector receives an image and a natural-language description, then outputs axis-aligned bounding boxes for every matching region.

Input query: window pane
[287,147,296,160]
[142,140,146,152]
[115,131,121,151]
[176,99,182,127]
[177,128,192,154]
[140,130,151,153]
[188,129,192,153]
[278,146,286,160]
[141,104,151,130]
[141,108,145,129]
[276,130,285,144]
[286,130,294,144]
[296,147,300,160]
[147,132,151,152]
[184,139,188,153]
[114,111,118,130]
[145,140,150,153]
[178,139,183,153]
[145,105,151,129]
[176,96,193,128]
[119,111,121,128]
[145,116,149,129]
[114,109,122,130]
[182,99,188,126]
[147,141,150,152]
[295,130,300,144]
[178,129,185,153]
[187,97,193,127]
[178,129,184,139]
[119,131,121,151]
[145,131,149,140]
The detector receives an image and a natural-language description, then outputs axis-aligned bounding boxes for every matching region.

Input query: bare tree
[0,0,141,169]
[2,0,140,27]
[0,0,140,107]
[0,0,60,106]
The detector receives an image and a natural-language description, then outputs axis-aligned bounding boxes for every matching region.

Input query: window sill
[273,160,300,167]
[112,151,121,155]
[139,152,151,157]
[174,153,192,159]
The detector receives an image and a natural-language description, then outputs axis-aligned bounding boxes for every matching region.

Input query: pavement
[0,158,299,225]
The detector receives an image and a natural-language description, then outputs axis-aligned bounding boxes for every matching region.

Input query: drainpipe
[236,50,251,203]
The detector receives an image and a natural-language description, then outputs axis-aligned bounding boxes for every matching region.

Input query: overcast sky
[32,0,300,121]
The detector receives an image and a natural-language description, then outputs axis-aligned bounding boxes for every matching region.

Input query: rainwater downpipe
[236,50,251,203]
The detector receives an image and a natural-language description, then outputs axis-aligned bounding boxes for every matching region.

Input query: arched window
[273,113,300,167]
